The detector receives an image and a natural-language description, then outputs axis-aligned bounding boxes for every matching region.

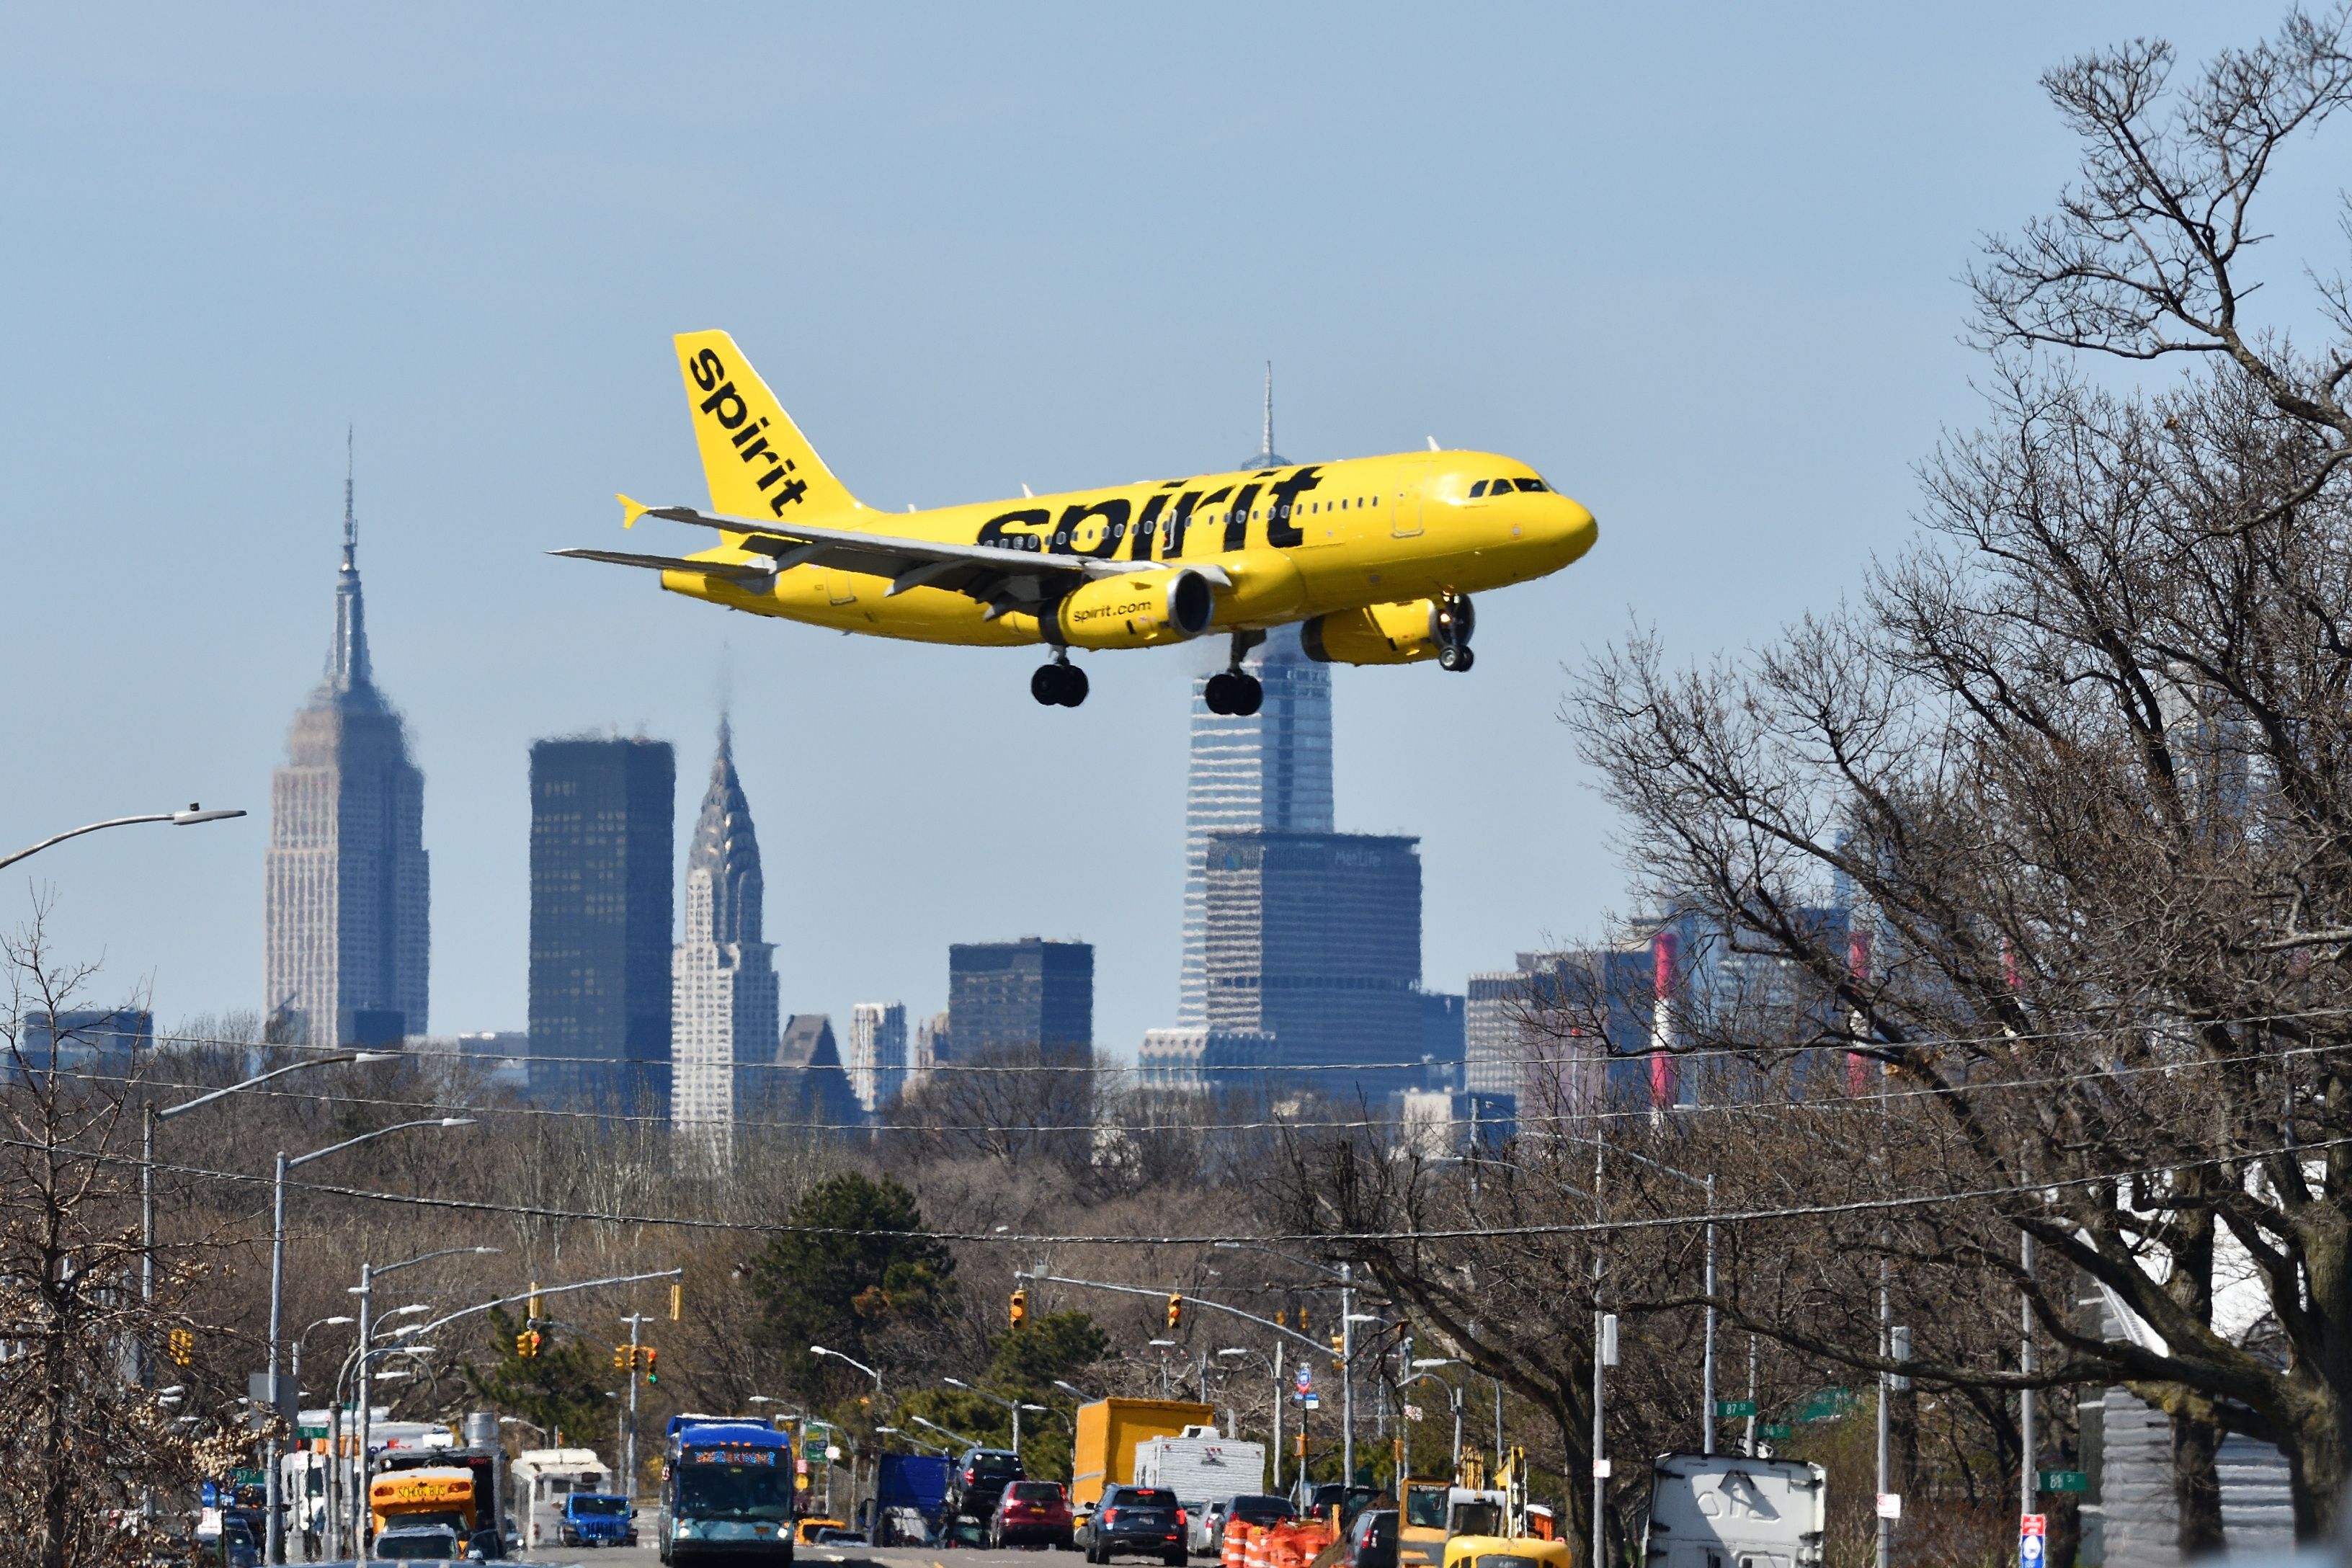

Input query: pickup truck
[561,1494,638,1547]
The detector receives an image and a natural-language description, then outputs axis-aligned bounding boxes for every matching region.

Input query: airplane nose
[1555,496,1598,563]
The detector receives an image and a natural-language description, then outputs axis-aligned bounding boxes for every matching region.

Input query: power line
[121,1004,2352,1077]
[56,1030,2352,1140]
[70,1131,2352,1246]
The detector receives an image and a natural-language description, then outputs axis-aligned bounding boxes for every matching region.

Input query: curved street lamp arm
[288,1117,473,1170]
[412,1268,682,1342]
[0,809,246,873]
[158,1051,391,1120]
[1020,1270,1327,1355]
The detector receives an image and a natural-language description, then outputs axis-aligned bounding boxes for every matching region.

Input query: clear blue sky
[1,4,2328,1056]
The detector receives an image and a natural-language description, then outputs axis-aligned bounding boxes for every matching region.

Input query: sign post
[2020,1513,2046,1568]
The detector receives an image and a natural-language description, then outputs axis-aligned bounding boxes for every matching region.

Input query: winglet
[618,494,651,531]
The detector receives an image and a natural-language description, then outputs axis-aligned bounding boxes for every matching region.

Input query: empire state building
[264,453,429,1045]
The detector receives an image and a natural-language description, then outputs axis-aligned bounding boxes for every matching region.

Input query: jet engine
[1301,597,1474,666]
[1054,567,1218,649]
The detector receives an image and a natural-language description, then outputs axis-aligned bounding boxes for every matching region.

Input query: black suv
[1081,1484,1187,1566]
[950,1446,1026,1521]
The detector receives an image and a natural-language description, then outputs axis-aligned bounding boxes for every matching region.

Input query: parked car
[1342,1510,1398,1568]
[373,1523,465,1561]
[558,1492,633,1547]
[796,1515,848,1545]
[1199,1494,1295,1556]
[1078,1484,1187,1567]
[992,1480,1076,1549]
[950,1446,1027,1521]
[947,1514,992,1549]
[1303,1484,1382,1526]
[816,1527,869,1545]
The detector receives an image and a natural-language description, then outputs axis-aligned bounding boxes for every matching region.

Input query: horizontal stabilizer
[550,547,773,582]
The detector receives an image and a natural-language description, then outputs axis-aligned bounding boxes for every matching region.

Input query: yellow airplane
[556,331,1598,710]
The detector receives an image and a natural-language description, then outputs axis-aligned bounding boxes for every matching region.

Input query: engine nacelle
[1054,567,1217,649]
[1301,598,1471,665]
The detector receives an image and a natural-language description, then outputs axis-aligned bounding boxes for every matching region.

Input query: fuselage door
[1390,455,1432,538]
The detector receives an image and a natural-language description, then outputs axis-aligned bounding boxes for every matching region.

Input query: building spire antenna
[1262,362,1275,465]
[343,424,356,566]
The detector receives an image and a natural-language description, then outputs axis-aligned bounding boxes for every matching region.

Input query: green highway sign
[1792,1387,1857,1423]
[1760,1423,1793,1440]
[2040,1470,2089,1494]
[298,1425,329,1440]
[1715,1399,1758,1418]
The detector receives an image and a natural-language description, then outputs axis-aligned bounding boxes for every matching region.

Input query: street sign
[1794,1387,1857,1423]
[2039,1471,2088,1494]
[1301,1394,1321,1409]
[1402,1404,1423,1422]
[298,1425,329,1440]
[1295,1364,1313,1392]
[1592,1458,1611,1479]
[1715,1399,1758,1418]
[2021,1513,2047,1568]
[1760,1423,1793,1440]
[1874,1493,1902,1520]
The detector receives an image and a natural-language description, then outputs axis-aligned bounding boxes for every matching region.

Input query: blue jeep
[561,1493,637,1547]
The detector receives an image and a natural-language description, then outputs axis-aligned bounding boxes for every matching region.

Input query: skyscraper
[1178,368,1333,1021]
[847,1002,909,1115]
[948,938,1093,1059]
[264,448,429,1046]
[528,736,674,1108]
[671,723,779,1146]
[1203,829,1422,1097]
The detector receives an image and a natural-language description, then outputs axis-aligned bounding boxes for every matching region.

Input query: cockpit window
[1515,477,1548,493]
[1468,480,1489,498]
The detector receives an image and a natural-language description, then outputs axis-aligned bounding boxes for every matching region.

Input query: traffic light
[1010,1288,1028,1328]
[1329,1332,1346,1371]
[643,1348,659,1384]
[1275,1309,1287,1330]
[1298,1306,1309,1336]
[1165,1293,1184,1331]
[527,1281,541,1322]
[516,1332,533,1359]
[168,1329,192,1368]
[612,1345,629,1371]
[670,1282,683,1322]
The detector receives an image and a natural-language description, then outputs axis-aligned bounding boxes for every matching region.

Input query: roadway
[512,1547,1090,1568]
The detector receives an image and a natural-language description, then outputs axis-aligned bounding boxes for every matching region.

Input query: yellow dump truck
[1072,1398,1215,1514]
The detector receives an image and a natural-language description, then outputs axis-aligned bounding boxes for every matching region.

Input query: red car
[992,1480,1077,1549]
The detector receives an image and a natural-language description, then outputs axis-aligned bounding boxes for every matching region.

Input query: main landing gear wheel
[1439,645,1474,672]
[1203,671,1264,716]
[1032,660,1090,707]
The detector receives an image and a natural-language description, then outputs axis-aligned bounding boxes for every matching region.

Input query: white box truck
[1131,1427,1268,1516]
[1642,1453,1826,1568]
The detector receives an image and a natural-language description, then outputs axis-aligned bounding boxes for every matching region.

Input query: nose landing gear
[1203,631,1265,716]
[1435,593,1475,672]
[1032,654,1090,707]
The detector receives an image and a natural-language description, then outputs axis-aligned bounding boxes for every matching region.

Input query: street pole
[1592,1135,1605,1568]
[1877,1268,1892,1568]
[623,1313,651,1500]
[141,1104,156,1307]
[2021,1221,2037,1525]
[1745,1336,1758,1456]
[352,1262,373,1559]
[1702,1173,1717,1457]
[1451,1385,1464,1477]
[1340,1263,1355,1486]
[267,1151,288,1566]
[1273,1342,1283,1494]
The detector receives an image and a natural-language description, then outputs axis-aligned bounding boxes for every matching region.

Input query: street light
[0,802,246,873]
[808,1344,883,1399]
[944,1378,1049,1455]
[912,1413,984,1450]
[268,1121,473,1564]
[1052,1378,1099,1403]
[1401,1363,1466,1475]
[144,1050,401,1308]
[339,1245,498,1557]
[1218,1347,1289,1492]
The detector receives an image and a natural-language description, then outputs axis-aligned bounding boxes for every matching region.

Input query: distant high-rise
[528,736,674,1108]
[264,445,430,1046]
[949,938,1093,1059]
[1175,366,1337,1029]
[847,1002,909,1115]
[1203,830,1421,1097]
[671,723,779,1146]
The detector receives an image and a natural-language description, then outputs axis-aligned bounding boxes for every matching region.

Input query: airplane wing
[556,496,1219,620]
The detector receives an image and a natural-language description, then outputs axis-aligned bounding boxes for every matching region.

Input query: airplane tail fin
[674,330,863,521]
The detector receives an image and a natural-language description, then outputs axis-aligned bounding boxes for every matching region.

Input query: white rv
[1131,1427,1269,1515]
[1642,1453,1826,1568]
[510,1447,615,1550]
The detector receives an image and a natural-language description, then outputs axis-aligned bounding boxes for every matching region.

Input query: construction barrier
[1225,1522,1253,1568]
[1244,1523,1271,1568]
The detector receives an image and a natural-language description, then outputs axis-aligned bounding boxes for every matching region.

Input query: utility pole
[352,1262,373,1558]
[1702,1173,1717,1456]
[1745,1336,1759,1456]
[1273,1342,1284,1494]
[1877,1271,1892,1568]
[1592,1135,1606,1568]
[1340,1263,1355,1486]
[623,1313,652,1500]
[2021,1218,2037,1525]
